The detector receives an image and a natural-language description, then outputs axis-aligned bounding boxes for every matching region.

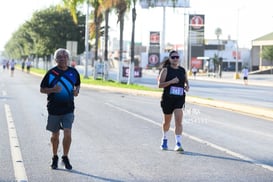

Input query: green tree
[262,45,273,74]
[4,6,85,59]
[28,7,85,56]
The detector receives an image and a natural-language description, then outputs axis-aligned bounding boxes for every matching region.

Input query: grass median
[29,67,161,92]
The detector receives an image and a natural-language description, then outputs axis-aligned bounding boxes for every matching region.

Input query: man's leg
[62,128,72,170]
[50,131,60,169]
[63,128,71,156]
[51,131,60,155]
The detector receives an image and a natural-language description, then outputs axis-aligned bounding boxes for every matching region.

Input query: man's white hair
[54,48,70,60]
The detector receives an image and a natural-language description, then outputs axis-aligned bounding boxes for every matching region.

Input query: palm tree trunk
[117,12,125,82]
[127,1,136,84]
[94,8,99,65]
[104,9,109,62]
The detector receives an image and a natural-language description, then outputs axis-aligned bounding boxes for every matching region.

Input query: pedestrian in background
[192,66,197,79]
[10,59,16,77]
[158,50,190,152]
[2,59,7,70]
[242,66,249,85]
[40,48,81,170]
[26,59,31,74]
[21,60,25,71]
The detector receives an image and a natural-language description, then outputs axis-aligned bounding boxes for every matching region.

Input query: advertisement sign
[148,31,160,68]
[66,41,78,57]
[140,0,190,8]
[190,15,204,31]
[149,32,160,45]
[232,51,241,59]
[191,57,203,69]
[148,52,160,67]
[122,67,142,78]
[189,14,205,46]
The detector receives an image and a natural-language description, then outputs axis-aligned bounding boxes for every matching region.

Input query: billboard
[189,14,205,69]
[148,31,160,68]
[140,0,190,8]
[189,14,205,46]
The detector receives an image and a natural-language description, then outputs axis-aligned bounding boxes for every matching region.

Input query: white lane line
[106,102,273,172]
[2,90,7,101]
[2,90,7,96]
[4,104,28,182]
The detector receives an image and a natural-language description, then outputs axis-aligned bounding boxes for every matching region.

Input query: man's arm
[73,86,80,96]
[40,85,62,94]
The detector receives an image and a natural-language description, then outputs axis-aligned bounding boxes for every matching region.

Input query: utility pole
[84,2,90,78]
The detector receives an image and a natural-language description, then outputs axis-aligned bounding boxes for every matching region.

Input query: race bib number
[170,86,184,96]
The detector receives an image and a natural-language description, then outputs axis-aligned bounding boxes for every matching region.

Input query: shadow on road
[55,168,125,182]
[182,151,252,164]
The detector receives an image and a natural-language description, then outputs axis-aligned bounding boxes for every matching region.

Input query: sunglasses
[171,56,179,59]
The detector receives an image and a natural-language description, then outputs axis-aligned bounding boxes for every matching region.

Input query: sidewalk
[134,69,273,120]
[142,69,273,87]
[190,71,273,87]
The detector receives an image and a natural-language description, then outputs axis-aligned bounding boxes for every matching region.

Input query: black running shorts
[160,95,185,114]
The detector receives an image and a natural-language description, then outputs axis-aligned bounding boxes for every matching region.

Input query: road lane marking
[2,90,7,96]
[106,102,273,172]
[105,102,162,127]
[4,104,28,182]
[209,119,273,139]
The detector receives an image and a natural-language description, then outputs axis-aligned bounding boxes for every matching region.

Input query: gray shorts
[46,113,74,132]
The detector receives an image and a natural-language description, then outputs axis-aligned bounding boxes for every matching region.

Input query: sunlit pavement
[70,65,273,120]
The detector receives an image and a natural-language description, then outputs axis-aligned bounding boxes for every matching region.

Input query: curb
[83,83,273,121]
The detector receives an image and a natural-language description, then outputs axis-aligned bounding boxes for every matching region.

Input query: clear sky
[0,0,61,52]
[1,0,272,52]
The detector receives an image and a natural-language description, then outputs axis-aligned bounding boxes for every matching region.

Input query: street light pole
[234,8,241,79]
[84,2,90,78]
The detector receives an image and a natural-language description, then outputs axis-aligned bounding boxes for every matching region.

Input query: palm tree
[127,0,137,84]
[62,0,131,82]
[63,0,101,65]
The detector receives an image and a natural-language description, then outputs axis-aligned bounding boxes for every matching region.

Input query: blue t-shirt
[40,66,81,115]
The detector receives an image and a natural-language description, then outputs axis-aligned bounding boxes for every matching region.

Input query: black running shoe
[62,156,72,170]
[51,155,58,169]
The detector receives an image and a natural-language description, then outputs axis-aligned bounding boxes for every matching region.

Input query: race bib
[170,86,184,96]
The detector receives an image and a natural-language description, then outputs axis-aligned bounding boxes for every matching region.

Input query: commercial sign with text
[148,31,160,68]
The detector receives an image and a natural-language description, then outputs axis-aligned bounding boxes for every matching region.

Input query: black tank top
[163,66,186,97]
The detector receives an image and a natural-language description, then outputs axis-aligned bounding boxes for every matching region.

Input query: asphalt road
[77,66,273,107]
[1,69,273,181]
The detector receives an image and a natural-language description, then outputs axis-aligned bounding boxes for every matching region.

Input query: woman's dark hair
[160,57,170,69]
[169,50,178,57]
[159,50,179,69]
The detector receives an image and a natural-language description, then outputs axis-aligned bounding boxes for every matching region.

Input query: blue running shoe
[161,139,168,150]
[174,142,184,152]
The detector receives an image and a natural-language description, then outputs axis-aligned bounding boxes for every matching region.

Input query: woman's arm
[158,68,178,88]
[184,72,190,92]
